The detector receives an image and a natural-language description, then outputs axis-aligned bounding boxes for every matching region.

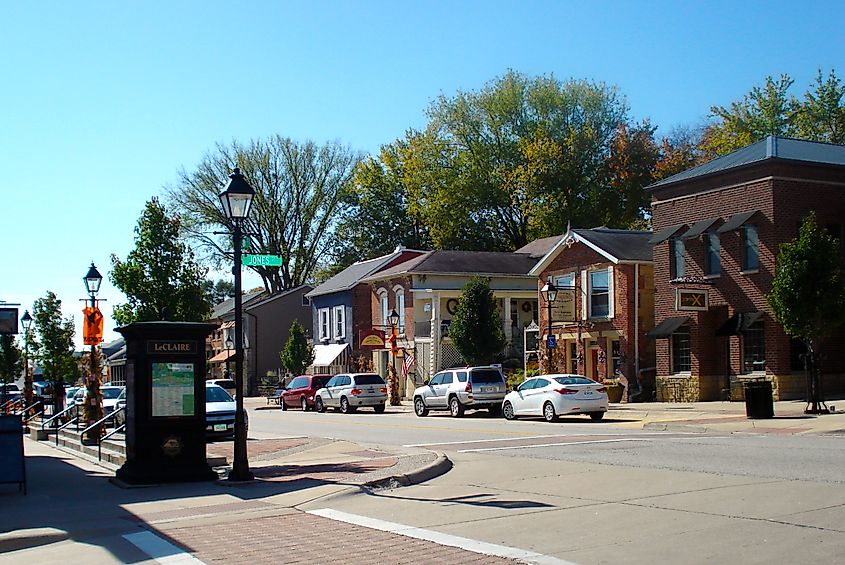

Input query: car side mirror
[423,380,430,386]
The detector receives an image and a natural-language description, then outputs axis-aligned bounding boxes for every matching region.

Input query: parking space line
[308,508,576,565]
[123,531,206,564]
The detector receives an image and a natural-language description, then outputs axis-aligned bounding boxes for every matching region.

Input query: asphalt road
[250,406,845,483]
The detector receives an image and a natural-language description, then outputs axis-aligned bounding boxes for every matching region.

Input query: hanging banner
[82,306,104,345]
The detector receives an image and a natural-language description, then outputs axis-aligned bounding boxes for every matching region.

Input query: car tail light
[553,387,578,395]
[596,387,607,393]
[379,387,387,394]
[465,382,472,393]
[351,388,362,396]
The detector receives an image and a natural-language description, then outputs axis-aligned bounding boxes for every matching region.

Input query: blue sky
[3,0,843,349]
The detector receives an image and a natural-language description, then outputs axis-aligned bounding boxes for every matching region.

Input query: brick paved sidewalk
[158,511,518,564]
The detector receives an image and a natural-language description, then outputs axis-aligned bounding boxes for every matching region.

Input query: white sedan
[502,374,608,422]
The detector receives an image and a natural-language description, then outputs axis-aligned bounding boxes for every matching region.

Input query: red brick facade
[537,240,655,400]
[651,160,845,401]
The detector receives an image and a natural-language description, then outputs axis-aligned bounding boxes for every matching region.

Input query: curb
[364,453,453,489]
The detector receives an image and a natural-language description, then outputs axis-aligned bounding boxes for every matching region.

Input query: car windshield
[354,375,385,385]
[102,388,123,399]
[553,376,597,385]
[470,369,504,384]
[213,379,236,389]
[206,386,234,403]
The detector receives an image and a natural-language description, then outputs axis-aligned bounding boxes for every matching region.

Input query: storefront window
[743,320,766,373]
[611,340,622,377]
[671,326,691,373]
[569,341,578,374]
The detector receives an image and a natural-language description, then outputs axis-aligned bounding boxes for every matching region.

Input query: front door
[589,348,600,381]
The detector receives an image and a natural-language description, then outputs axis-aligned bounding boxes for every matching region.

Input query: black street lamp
[21,310,33,412]
[387,308,400,405]
[83,262,103,441]
[540,280,558,373]
[219,167,255,482]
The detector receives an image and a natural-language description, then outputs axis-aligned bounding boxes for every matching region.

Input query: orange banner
[82,306,104,345]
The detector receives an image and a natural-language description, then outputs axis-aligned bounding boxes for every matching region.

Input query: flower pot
[605,384,624,403]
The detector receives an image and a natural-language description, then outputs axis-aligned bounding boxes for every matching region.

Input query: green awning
[715,311,763,336]
[649,223,688,244]
[647,316,690,339]
[682,217,720,239]
[716,210,758,233]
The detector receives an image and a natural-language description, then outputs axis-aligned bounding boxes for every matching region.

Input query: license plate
[484,387,495,392]
[367,388,374,393]
[584,391,593,395]
[213,424,228,432]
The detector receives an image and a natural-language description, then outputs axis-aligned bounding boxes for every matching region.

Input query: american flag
[402,351,415,377]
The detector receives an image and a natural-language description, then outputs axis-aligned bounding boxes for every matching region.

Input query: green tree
[795,69,845,144]
[0,335,22,404]
[110,198,212,325]
[280,320,314,378]
[166,136,362,293]
[768,213,845,413]
[397,70,636,250]
[204,279,235,306]
[449,277,507,365]
[32,291,79,411]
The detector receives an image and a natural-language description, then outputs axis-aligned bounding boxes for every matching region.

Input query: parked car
[205,382,248,440]
[64,386,81,408]
[114,388,126,427]
[281,374,332,411]
[502,374,608,422]
[314,373,387,414]
[71,385,125,420]
[413,365,507,418]
[206,378,237,398]
[0,383,22,403]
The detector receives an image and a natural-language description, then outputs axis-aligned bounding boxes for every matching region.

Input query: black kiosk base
[115,322,218,485]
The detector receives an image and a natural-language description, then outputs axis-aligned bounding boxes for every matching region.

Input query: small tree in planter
[768,213,845,414]
[450,277,506,366]
[280,320,315,379]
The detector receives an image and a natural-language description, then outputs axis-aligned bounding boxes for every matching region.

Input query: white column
[430,292,439,374]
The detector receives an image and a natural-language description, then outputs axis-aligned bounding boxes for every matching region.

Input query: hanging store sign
[551,289,576,322]
[676,289,709,311]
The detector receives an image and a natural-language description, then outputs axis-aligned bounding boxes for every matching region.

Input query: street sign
[546,335,557,349]
[241,254,283,267]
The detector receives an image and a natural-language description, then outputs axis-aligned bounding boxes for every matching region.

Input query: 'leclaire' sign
[147,340,198,355]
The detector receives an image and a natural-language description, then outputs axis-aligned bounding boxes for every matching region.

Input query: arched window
[377,288,389,328]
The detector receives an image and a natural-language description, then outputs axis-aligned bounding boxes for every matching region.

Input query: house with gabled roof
[647,135,845,402]
[361,250,540,396]
[206,286,312,395]
[304,247,427,374]
[525,228,655,400]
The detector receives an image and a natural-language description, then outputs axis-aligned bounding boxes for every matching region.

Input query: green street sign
[242,254,283,267]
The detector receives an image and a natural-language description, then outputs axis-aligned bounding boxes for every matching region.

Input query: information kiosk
[115,321,218,484]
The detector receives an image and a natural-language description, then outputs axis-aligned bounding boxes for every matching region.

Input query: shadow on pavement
[364,489,554,510]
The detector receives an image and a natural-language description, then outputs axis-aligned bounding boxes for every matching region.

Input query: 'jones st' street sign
[242,254,283,267]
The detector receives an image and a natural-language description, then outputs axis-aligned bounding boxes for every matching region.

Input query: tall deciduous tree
[166,136,362,293]
[110,198,212,325]
[32,291,78,411]
[795,69,845,144]
[768,213,845,413]
[280,320,314,379]
[449,277,507,366]
[388,71,639,250]
[0,335,22,404]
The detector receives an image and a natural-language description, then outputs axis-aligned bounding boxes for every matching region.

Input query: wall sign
[551,289,576,322]
[676,289,709,311]
[147,340,198,355]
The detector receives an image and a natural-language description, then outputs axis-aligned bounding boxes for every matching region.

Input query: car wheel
[315,397,326,413]
[374,403,385,414]
[503,401,516,421]
[281,398,287,411]
[449,396,465,418]
[301,397,308,412]
[488,404,502,417]
[589,411,605,421]
[414,397,429,417]
[340,396,351,414]
[543,402,558,422]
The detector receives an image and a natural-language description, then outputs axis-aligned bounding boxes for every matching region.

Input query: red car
[281,374,332,411]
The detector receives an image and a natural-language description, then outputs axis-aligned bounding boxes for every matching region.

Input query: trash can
[743,379,774,419]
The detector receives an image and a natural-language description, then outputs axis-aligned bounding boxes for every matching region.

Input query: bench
[267,388,285,406]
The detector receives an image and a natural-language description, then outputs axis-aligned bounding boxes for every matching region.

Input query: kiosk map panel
[151,362,196,417]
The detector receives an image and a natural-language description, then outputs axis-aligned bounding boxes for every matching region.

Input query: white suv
[314,373,388,414]
[413,366,507,418]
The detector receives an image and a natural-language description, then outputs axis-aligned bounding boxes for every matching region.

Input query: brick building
[647,136,845,402]
[524,228,655,399]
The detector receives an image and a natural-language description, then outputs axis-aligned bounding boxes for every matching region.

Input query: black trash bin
[743,379,774,419]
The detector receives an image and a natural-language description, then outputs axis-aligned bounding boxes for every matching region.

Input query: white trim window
[332,305,345,340]
[555,273,575,289]
[318,308,330,341]
[588,267,613,319]
[378,289,389,328]
[393,286,406,333]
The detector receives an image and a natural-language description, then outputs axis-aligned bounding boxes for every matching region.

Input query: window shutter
[580,270,588,321]
[607,266,615,319]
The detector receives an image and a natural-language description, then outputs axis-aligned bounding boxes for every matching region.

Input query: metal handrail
[56,416,80,445]
[99,420,126,461]
[42,404,77,430]
[2,398,25,414]
[79,407,122,439]
[24,406,45,425]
